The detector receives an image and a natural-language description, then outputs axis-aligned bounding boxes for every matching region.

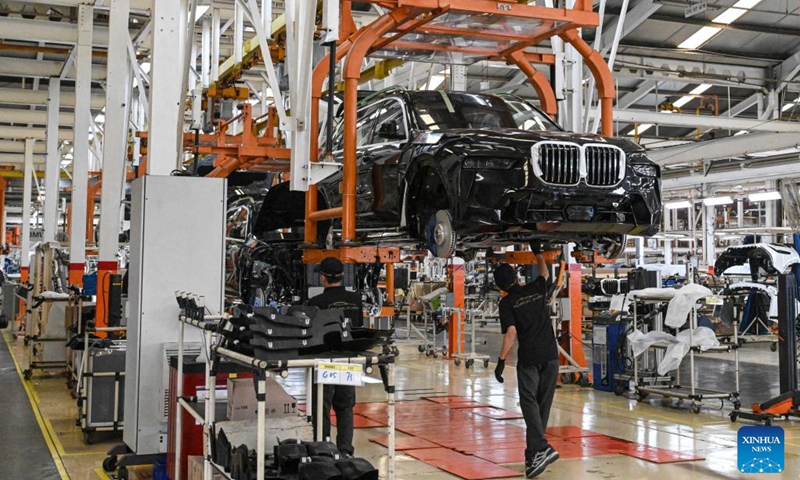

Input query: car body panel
[715,243,800,278]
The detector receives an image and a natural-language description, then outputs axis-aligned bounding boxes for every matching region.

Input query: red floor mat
[468,407,525,420]
[403,448,522,479]
[616,444,705,463]
[369,436,441,450]
[546,426,604,439]
[330,414,385,428]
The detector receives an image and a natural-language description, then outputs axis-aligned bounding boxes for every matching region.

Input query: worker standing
[493,247,559,479]
[308,256,363,456]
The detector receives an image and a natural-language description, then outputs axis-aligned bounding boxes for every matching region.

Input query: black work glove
[494,358,505,383]
[530,243,542,255]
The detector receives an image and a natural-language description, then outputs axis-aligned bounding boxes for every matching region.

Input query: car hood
[414,128,642,154]
[715,243,800,276]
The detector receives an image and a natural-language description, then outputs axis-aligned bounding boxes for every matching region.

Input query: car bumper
[456,170,661,236]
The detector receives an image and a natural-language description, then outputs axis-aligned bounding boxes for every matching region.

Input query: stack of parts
[212,433,378,480]
[220,305,394,360]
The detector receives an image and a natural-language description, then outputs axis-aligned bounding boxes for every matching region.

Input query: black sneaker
[525,446,559,478]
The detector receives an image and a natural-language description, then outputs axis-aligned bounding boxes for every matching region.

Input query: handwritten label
[316,362,364,386]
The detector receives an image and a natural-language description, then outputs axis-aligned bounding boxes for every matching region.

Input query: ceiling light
[732,0,762,9]
[702,196,733,206]
[427,75,445,90]
[747,191,782,201]
[782,101,799,112]
[195,5,210,21]
[671,84,712,108]
[664,200,692,209]
[678,26,722,50]
[713,8,747,24]
[141,62,151,74]
[627,123,653,136]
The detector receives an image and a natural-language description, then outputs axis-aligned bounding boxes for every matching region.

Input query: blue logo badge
[738,426,784,473]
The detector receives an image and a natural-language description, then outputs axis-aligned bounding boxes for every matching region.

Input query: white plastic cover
[628,326,720,375]
[664,283,713,328]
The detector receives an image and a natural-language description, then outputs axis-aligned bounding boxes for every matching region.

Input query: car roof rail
[359,85,408,105]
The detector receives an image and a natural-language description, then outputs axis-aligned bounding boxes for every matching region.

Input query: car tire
[423,210,456,258]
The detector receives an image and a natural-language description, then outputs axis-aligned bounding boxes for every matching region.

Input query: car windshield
[409,91,560,132]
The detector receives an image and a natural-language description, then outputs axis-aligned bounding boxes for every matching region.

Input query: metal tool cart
[23,291,72,380]
[448,307,491,369]
[414,287,449,358]
[76,326,127,445]
[631,290,741,414]
[173,312,398,480]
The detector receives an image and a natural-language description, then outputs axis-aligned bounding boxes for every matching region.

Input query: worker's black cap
[493,263,516,290]
[316,257,344,276]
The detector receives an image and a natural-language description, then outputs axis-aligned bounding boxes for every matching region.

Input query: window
[371,100,408,144]
[356,104,380,147]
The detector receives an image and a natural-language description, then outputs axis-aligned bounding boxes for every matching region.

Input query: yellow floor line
[2,331,70,480]
[45,418,69,457]
[94,467,112,480]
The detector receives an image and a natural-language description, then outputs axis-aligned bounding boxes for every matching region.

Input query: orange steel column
[564,262,587,371]
[86,179,101,242]
[559,29,615,136]
[305,38,353,245]
[341,8,410,243]
[448,265,465,359]
[385,263,395,304]
[507,50,557,118]
[0,177,7,245]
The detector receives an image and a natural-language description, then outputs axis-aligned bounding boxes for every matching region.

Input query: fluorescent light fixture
[195,5,210,20]
[427,75,445,90]
[94,113,105,123]
[702,196,733,206]
[672,84,712,108]
[664,200,692,209]
[782,101,799,112]
[713,8,747,24]
[678,26,722,49]
[141,61,151,74]
[732,0,762,9]
[627,123,653,136]
[748,191,782,201]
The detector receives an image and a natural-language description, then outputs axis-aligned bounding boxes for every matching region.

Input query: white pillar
[211,7,220,83]
[704,205,716,268]
[69,4,93,278]
[449,65,467,91]
[147,0,188,176]
[98,0,131,269]
[201,17,211,88]
[663,208,672,265]
[44,78,61,243]
[635,236,645,266]
[21,139,35,268]
[234,1,244,63]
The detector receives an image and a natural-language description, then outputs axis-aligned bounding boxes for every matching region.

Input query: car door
[358,98,409,227]
[321,102,381,216]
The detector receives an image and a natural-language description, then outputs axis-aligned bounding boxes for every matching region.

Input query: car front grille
[532,142,625,187]
[585,145,623,186]
[535,143,581,185]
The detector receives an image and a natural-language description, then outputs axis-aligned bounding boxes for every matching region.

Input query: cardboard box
[187,455,224,480]
[226,376,298,421]
[216,415,313,453]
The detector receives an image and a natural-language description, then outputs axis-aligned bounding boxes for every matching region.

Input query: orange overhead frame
[0,177,7,246]
[560,29,615,136]
[188,103,291,177]
[506,50,557,118]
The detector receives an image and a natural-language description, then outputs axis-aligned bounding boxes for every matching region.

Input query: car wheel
[424,210,457,259]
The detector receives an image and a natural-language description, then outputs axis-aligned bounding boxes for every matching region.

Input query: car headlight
[631,163,658,177]
[463,157,518,169]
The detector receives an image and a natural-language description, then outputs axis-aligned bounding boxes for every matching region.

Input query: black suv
[272,89,662,259]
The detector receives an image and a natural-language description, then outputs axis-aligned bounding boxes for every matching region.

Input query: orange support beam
[563,262,587,372]
[559,29,615,136]
[86,177,102,243]
[507,50,558,118]
[448,265,465,359]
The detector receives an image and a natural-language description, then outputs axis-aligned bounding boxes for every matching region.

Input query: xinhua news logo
[738,426,784,474]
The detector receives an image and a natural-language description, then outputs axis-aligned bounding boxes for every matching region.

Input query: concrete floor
[3,326,800,480]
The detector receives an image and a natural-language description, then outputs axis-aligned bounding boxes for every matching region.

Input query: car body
[272,89,661,258]
[715,243,800,278]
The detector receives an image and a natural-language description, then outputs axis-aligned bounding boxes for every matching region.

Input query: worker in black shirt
[308,257,362,456]
[493,248,559,479]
